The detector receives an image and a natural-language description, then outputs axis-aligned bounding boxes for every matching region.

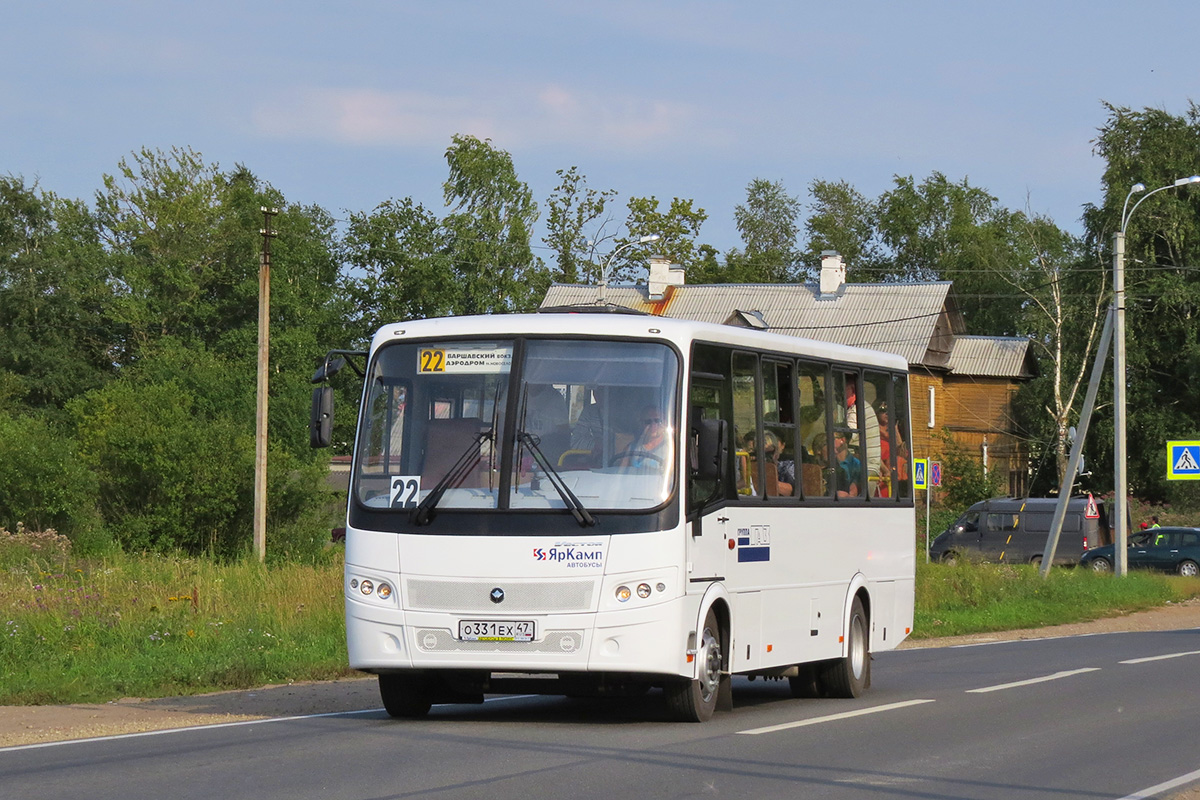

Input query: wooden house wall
[906,372,1027,499]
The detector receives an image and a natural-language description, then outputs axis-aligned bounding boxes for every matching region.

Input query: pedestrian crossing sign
[913,458,929,490]
[1167,441,1200,480]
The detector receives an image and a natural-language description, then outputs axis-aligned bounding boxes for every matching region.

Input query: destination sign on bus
[418,344,513,374]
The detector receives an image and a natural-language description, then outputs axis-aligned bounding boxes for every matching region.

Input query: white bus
[310,309,915,722]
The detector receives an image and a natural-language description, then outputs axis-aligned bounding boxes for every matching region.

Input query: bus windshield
[354,337,679,514]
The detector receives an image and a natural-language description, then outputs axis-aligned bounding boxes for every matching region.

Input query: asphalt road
[3,628,1199,800]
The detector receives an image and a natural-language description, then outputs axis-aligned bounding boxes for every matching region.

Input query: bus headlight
[615,585,632,602]
[360,579,374,596]
[636,583,652,599]
[377,582,392,599]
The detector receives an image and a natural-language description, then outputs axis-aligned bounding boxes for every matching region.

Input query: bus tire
[379,673,433,718]
[664,608,722,722]
[788,663,823,698]
[820,596,870,698]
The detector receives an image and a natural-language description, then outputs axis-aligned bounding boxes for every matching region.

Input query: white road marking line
[1116,765,1200,800]
[949,633,1105,648]
[736,699,935,735]
[1119,649,1200,664]
[0,694,541,753]
[0,708,381,753]
[966,667,1100,693]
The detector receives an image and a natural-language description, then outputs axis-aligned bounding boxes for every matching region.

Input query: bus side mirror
[693,418,727,483]
[310,386,334,448]
[311,356,346,384]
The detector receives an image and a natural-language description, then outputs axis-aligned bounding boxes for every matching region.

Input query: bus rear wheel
[664,608,722,722]
[379,673,433,718]
[819,597,870,698]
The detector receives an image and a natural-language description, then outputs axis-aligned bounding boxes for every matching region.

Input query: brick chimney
[648,255,685,299]
[819,250,846,296]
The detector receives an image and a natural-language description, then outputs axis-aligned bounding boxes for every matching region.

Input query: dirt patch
[0,677,380,749]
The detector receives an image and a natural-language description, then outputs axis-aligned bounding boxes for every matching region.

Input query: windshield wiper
[411,430,490,526]
[517,431,595,528]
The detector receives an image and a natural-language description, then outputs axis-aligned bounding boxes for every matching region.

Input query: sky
[4,1,1200,260]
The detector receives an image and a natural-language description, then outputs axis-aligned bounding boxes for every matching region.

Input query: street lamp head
[1175,175,1200,187]
[638,234,661,244]
[1130,182,1146,194]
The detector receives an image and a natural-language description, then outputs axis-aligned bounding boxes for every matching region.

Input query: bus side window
[797,361,830,498]
[732,352,759,499]
[891,374,912,499]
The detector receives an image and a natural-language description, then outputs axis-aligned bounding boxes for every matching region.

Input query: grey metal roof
[947,335,1036,378]
[541,281,956,367]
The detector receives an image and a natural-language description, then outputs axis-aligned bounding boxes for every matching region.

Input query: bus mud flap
[717,673,733,711]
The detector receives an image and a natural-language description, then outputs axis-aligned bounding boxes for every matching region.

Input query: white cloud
[252,83,714,153]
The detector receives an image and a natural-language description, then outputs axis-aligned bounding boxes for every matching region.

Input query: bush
[936,428,1004,508]
[69,379,254,555]
[67,359,336,559]
[0,412,102,542]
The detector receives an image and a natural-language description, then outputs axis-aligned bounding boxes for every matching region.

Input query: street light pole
[597,233,660,303]
[1112,175,1200,576]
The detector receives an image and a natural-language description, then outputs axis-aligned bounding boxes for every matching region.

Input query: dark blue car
[1079,527,1200,577]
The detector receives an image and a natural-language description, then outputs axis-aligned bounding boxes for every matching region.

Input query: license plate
[458,619,535,642]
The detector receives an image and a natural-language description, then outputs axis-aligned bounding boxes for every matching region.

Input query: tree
[610,196,707,284]
[1082,102,1200,502]
[442,134,545,312]
[95,146,228,357]
[802,179,884,281]
[730,178,801,282]
[875,173,1024,334]
[542,166,616,285]
[343,198,456,331]
[1000,215,1105,490]
[0,177,118,412]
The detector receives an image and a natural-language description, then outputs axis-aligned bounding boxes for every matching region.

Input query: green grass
[913,558,1200,638]
[1,527,351,705]
[4,525,1200,705]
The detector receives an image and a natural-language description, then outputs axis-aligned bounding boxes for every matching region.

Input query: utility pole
[254,207,279,563]
[1041,306,1113,576]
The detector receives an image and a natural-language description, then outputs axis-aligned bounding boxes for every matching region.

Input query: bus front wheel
[819,596,870,698]
[379,673,433,718]
[665,608,723,722]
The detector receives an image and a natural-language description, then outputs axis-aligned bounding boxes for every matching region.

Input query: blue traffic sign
[913,458,928,490]
[1167,441,1200,480]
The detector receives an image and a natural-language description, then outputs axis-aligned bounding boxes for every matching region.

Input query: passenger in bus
[816,431,861,498]
[760,430,795,497]
[612,406,671,468]
[875,400,907,498]
[845,375,882,482]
